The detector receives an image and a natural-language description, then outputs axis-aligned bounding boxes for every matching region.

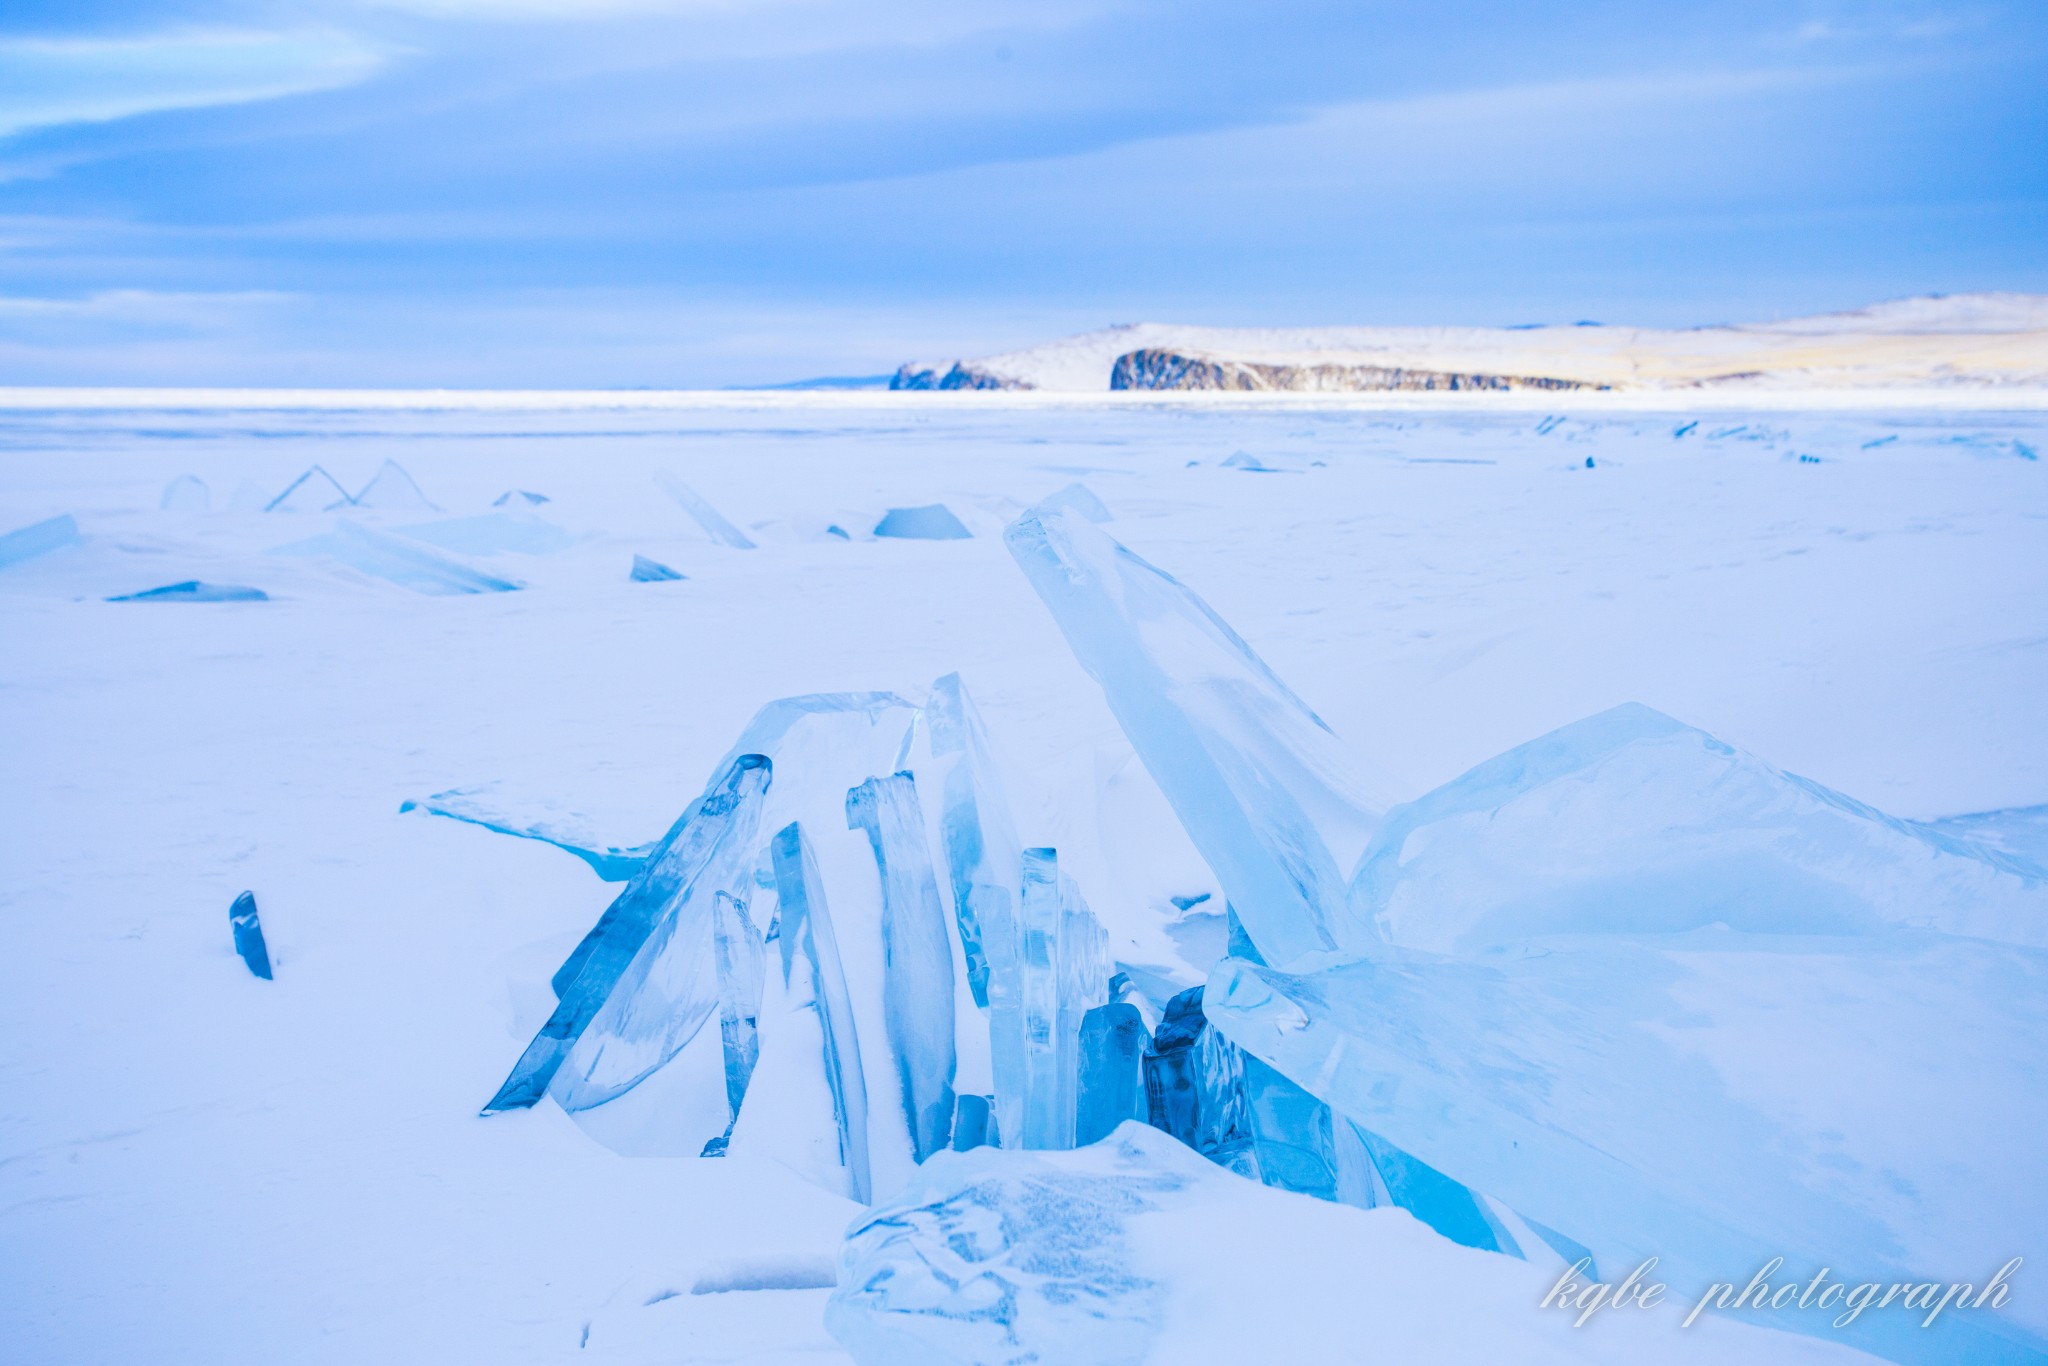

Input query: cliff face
[1107,348,1598,392]
[889,362,1032,391]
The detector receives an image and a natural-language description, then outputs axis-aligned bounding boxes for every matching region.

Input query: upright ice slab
[1016,849,1109,1148]
[482,755,771,1113]
[351,459,436,511]
[1351,702,2048,953]
[657,474,756,549]
[277,520,523,595]
[770,821,872,1201]
[704,891,765,1155]
[1076,993,1148,1146]
[846,774,957,1162]
[1206,938,2048,1366]
[1005,506,1397,966]
[0,514,79,571]
[873,505,971,540]
[264,465,354,512]
[229,891,272,980]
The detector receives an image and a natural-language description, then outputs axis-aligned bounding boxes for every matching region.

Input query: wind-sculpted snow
[481,755,770,1114]
[1349,702,2048,953]
[1205,936,2048,1365]
[1005,505,1397,967]
[847,774,957,1163]
[769,822,872,1201]
[826,1124,1184,1366]
[274,520,523,595]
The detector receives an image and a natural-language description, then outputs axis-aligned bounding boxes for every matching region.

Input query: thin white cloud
[0,29,388,139]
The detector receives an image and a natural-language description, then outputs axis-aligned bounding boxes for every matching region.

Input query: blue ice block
[228,891,272,980]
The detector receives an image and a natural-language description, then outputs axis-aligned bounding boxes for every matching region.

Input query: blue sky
[0,0,2043,386]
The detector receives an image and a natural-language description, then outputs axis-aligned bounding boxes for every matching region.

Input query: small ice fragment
[493,489,550,507]
[109,581,268,603]
[1220,451,1273,472]
[351,458,437,511]
[160,476,209,511]
[1039,481,1112,522]
[0,514,80,570]
[657,473,756,549]
[274,520,523,595]
[824,524,850,539]
[264,465,355,512]
[846,774,957,1161]
[1167,892,1211,912]
[229,891,273,980]
[630,554,685,582]
[1076,997,1148,1146]
[398,511,573,555]
[1584,456,1596,468]
[770,821,872,1201]
[482,755,771,1114]
[873,505,971,540]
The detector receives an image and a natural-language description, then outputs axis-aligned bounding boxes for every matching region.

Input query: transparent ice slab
[399,784,655,882]
[1017,848,1108,1149]
[264,465,354,512]
[351,458,436,511]
[874,504,972,540]
[847,774,958,1162]
[0,514,79,571]
[1005,505,1397,967]
[657,473,756,549]
[274,520,523,595]
[703,890,766,1156]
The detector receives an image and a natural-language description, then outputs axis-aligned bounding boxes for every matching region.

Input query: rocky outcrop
[889,362,1031,391]
[1107,348,1599,392]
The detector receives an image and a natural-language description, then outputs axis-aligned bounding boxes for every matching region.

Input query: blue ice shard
[703,890,765,1155]
[1005,506,1397,967]
[846,774,957,1161]
[873,505,971,540]
[351,458,436,511]
[399,511,574,556]
[827,1125,1190,1366]
[229,891,273,980]
[1076,991,1148,1146]
[1016,848,1109,1149]
[482,754,771,1113]
[925,673,1015,1008]
[1205,939,2048,1366]
[1141,986,1256,1177]
[770,821,872,1201]
[494,489,549,507]
[399,785,654,882]
[657,473,756,549]
[109,581,268,603]
[275,520,523,594]
[160,475,209,511]
[1350,702,2048,953]
[949,1094,994,1152]
[1039,481,1113,522]
[629,554,685,582]
[0,514,80,571]
[264,465,354,512]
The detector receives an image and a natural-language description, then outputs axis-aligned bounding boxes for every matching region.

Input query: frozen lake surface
[2,397,2043,1363]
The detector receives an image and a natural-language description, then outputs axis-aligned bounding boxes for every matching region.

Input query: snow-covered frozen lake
[3,396,2044,1363]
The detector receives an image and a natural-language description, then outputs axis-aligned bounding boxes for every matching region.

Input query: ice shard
[275,520,523,595]
[160,475,209,511]
[949,1094,994,1152]
[108,581,268,603]
[873,504,971,540]
[1350,702,2048,953]
[1016,848,1109,1149]
[629,554,685,582]
[228,891,272,980]
[657,473,756,549]
[1141,986,1256,1177]
[1005,505,1397,967]
[399,785,655,882]
[482,754,770,1113]
[264,465,354,512]
[493,489,549,507]
[925,672,1016,1008]
[703,890,765,1156]
[351,458,436,511]
[0,514,80,571]
[1038,481,1113,522]
[1076,991,1148,1146]
[1206,940,2048,1366]
[770,821,872,1201]
[846,774,957,1161]
[399,511,574,556]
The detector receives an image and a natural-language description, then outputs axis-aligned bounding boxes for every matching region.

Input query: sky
[0,0,2043,387]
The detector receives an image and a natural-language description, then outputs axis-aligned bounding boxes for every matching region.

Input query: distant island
[889,294,2048,393]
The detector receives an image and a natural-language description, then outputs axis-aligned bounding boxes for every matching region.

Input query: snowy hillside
[891,293,2048,392]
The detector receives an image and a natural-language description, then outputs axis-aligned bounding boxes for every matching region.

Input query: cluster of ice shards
[873,504,971,540]
[264,459,434,513]
[657,473,757,549]
[0,514,80,571]
[274,520,523,595]
[109,581,268,603]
